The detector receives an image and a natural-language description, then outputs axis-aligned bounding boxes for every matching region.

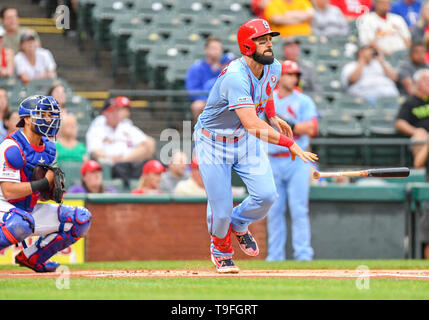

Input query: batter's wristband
[265,99,276,118]
[30,177,50,193]
[278,134,294,148]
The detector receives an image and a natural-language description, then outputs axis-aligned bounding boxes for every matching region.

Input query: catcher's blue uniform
[194,57,281,258]
[0,96,91,272]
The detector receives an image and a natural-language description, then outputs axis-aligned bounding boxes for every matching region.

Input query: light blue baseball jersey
[195,57,282,137]
[268,89,318,155]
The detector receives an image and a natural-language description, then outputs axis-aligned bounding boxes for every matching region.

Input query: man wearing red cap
[86,97,156,186]
[68,160,117,194]
[194,19,318,273]
[131,160,165,195]
[265,60,318,262]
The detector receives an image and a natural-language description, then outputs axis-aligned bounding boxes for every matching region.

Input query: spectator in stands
[329,0,373,21]
[251,0,272,19]
[174,158,206,196]
[68,160,117,194]
[159,150,189,193]
[397,42,428,95]
[0,87,9,141]
[131,160,165,195]
[3,110,19,137]
[264,0,314,37]
[185,37,234,123]
[0,6,40,53]
[312,0,349,39]
[391,0,422,28]
[86,98,156,187]
[282,37,321,93]
[87,96,132,133]
[47,84,67,112]
[395,68,429,259]
[116,96,133,124]
[0,26,14,78]
[341,45,399,102]
[55,113,87,163]
[411,1,429,43]
[357,0,411,56]
[14,30,57,85]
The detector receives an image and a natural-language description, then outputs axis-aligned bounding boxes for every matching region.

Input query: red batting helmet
[237,19,280,56]
[281,60,301,75]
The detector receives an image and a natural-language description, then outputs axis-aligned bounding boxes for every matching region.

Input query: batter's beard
[252,51,274,65]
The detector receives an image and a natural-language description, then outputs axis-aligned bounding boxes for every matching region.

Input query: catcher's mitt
[32,164,66,203]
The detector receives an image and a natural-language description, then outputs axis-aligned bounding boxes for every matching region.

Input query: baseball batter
[0,95,91,272]
[266,61,318,261]
[193,19,318,273]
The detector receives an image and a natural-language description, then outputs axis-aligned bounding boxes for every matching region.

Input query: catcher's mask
[17,95,61,139]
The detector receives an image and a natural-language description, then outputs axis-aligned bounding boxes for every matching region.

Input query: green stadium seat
[171,0,206,14]
[127,28,163,86]
[134,0,166,14]
[361,113,403,166]
[58,161,83,190]
[0,77,19,91]
[374,96,402,115]
[104,179,126,192]
[110,14,144,78]
[333,95,375,117]
[92,4,134,63]
[26,78,62,96]
[319,114,364,166]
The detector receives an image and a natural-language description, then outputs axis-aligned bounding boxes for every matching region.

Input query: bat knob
[313,171,321,179]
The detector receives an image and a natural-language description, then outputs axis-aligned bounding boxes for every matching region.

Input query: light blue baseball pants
[266,156,313,261]
[194,129,277,258]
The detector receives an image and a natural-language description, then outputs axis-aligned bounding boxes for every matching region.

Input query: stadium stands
[1,0,422,193]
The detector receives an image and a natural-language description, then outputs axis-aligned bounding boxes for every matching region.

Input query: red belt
[202,128,245,143]
[271,152,290,158]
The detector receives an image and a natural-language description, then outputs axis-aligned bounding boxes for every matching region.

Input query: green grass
[1,260,429,300]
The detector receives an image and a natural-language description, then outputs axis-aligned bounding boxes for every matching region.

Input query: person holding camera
[340,45,399,102]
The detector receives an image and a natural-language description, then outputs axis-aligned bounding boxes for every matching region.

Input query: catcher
[0,95,91,272]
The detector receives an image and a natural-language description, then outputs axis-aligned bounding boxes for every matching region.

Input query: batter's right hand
[289,143,318,163]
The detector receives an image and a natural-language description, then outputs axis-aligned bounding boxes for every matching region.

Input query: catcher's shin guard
[24,205,91,266]
[0,208,34,250]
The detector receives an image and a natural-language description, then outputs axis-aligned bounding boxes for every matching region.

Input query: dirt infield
[1,269,429,280]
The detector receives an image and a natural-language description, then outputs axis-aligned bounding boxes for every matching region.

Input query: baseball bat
[313,167,410,179]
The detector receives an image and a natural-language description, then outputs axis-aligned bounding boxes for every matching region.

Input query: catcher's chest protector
[6,130,56,212]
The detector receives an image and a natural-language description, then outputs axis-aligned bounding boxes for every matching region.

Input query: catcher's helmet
[17,95,61,138]
[237,19,280,56]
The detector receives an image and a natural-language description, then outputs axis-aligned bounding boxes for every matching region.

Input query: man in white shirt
[357,0,411,55]
[341,45,399,101]
[86,98,155,165]
[86,98,156,186]
[14,31,56,84]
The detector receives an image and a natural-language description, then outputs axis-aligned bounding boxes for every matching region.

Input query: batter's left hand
[269,116,293,138]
